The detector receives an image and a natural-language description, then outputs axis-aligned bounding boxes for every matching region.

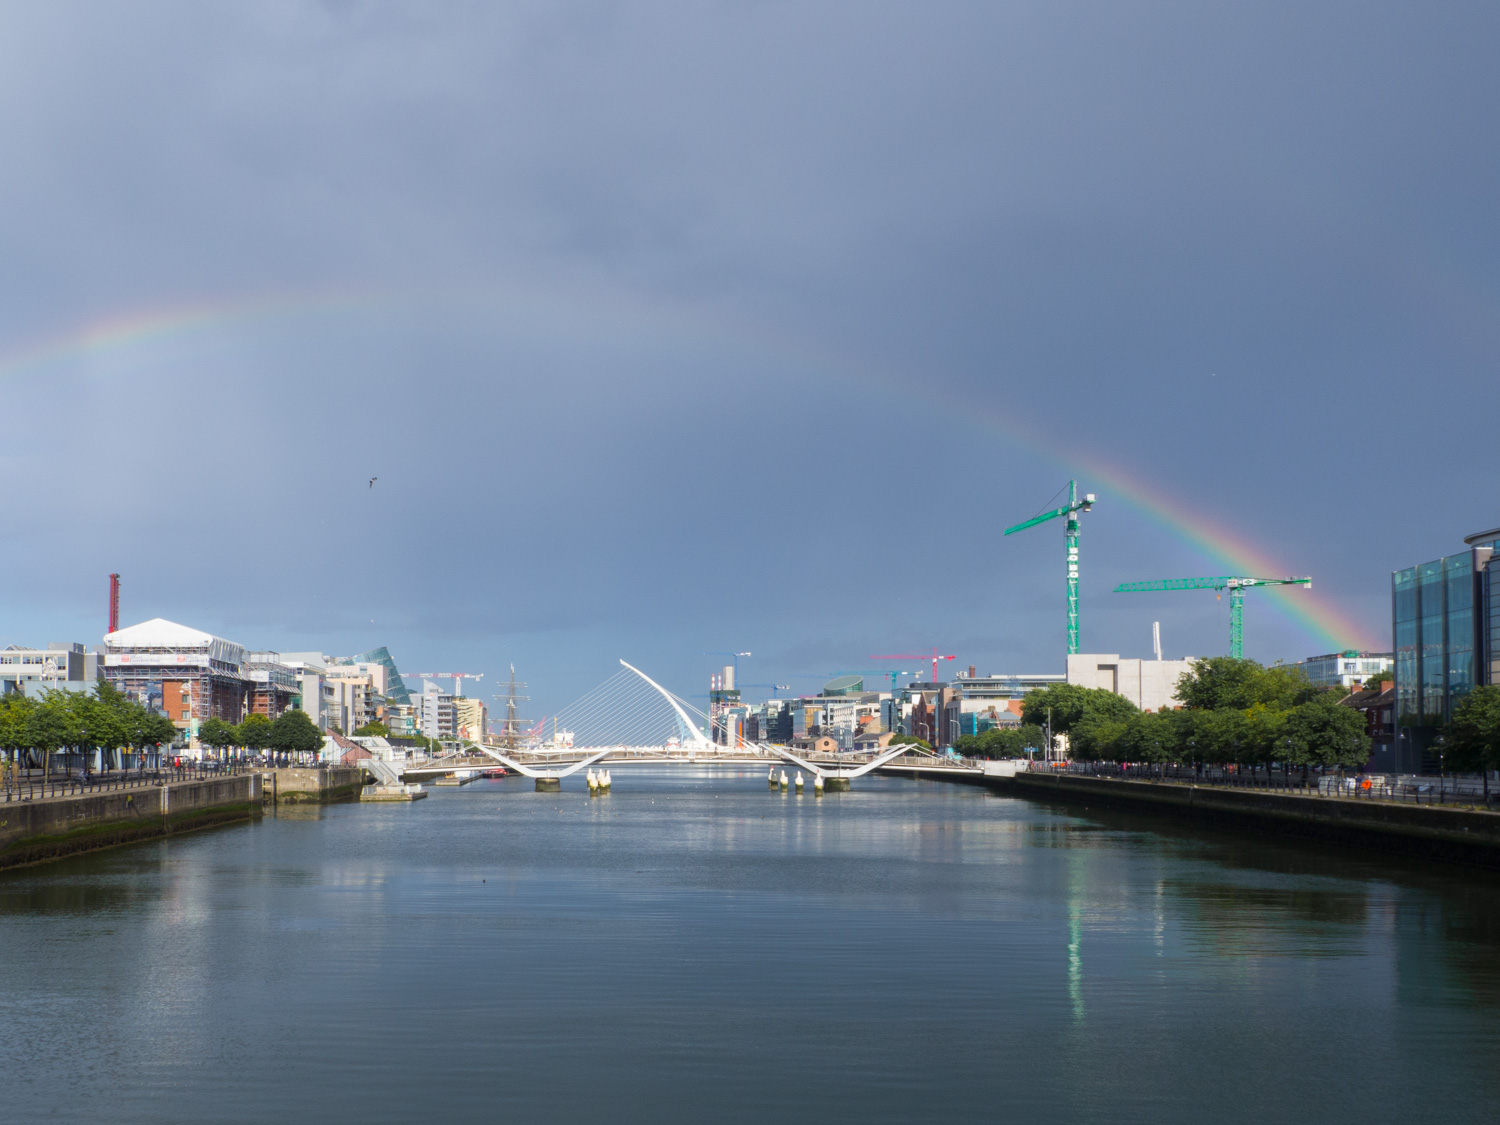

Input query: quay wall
[262,767,366,805]
[0,774,262,870]
[1002,771,1500,869]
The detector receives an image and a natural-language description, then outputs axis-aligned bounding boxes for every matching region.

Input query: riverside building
[1292,651,1394,690]
[1,642,102,696]
[1392,526,1500,771]
[103,618,250,744]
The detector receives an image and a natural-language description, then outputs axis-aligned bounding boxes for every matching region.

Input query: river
[3,765,1499,1123]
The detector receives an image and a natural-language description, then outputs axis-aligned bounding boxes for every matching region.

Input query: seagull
[368,477,378,488]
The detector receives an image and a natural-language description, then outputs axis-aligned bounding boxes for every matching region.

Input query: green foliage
[951,724,1047,759]
[1175,658,1316,711]
[352,720,389,737]
[1078,660,1370,770]
[0,694,38,755]
[0,686,183,774]
[1020,683,1139,733]
[1281,694,1370,769]
[237,713,273,750]
[886,734,932,750]
[198,717,237,750]
[1443,685,1500,773]
[270,708,325,756]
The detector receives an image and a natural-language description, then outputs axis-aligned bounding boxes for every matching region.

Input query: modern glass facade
[1392,531,1498,772]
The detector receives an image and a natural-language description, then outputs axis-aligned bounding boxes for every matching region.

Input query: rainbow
[0,287,1381,652]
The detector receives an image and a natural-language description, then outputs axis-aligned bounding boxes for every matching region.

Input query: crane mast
[1004,480,1096,655]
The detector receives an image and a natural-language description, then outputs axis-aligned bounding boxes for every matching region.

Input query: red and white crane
[869,649,957,684]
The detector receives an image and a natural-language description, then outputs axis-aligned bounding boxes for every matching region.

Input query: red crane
[870,649,957,684]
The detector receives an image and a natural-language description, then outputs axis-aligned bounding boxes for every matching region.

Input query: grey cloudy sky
[1,2,1496,713]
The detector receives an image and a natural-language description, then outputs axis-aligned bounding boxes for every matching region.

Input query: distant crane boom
[1113,575,1311,659]
[870,650,956,683]
[831,669,917,693]
[1004,481,1095,655]
[407,671,485,696]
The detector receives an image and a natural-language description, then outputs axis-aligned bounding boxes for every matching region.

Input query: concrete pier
[536,777,561,791]
[823,777,850,791]
[262,767,366,805]
[363,783,427,802]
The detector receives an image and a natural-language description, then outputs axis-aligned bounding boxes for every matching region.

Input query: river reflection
[3,766,1499,1124]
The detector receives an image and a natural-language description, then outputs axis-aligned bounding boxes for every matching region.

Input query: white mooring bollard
[794,771,804,792]
[814,773,824,795]
[587,769,598,792]
[768,765,778,789]
[601,770,611,791]
[779,770,789,790]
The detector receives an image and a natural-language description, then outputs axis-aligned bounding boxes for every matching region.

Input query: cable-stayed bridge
[471,660,924,789]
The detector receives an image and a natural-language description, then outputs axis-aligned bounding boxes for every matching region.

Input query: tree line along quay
[0,686,338,799]
[953,657,1500,791]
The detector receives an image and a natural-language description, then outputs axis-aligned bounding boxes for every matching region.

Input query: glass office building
[1392,527,1499,771]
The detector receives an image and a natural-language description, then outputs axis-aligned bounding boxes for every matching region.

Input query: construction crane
[406,672,485,696]
[1112,575,1312,659]
[737,683,792,699]
[870,650,956,683]
[702,650,751,684]
[1004,480,1096,655]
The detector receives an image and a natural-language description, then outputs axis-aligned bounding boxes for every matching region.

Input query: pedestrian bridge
[460,660,947,789]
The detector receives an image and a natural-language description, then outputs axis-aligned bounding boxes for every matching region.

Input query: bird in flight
[368,477,378,489]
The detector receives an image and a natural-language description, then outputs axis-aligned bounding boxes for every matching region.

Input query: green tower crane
[1112,575,1312,659]
[1004,481,1096,655]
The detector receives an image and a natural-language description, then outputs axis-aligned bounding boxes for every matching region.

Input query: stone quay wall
[1002,770,1500,869]
[0,774,262,870]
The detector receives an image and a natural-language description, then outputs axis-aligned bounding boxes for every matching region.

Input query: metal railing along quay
[3,761,255,803]
[1057,760,1500,810]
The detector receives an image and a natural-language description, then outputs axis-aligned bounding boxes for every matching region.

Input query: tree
[270,709,325,759]
[142,713,179,763]
[886,734,932,750]
[1020,683,1139,734]
[0,694,37,791]
[26,698,70,788]
[238,713,273,753]
[952,724,1046,759]
[1282,695,1370,771]
[352,720,389,737]
[198,718,236,758]
[1443,686,1500,786]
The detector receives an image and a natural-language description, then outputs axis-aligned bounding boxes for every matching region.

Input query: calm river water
[4,766,1500,1124]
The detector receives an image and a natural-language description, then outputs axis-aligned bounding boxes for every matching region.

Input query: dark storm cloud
[0,2,1496,708]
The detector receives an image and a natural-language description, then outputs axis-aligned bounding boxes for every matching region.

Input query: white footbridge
[468,660,926,789]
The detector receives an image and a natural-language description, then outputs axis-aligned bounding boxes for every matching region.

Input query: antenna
[1153,621,1162,661]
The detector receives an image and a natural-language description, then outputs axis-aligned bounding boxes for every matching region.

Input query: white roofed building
[103,618,251,745]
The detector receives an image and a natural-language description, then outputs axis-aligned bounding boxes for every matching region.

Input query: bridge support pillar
[535,777,561,792]
[824,777,851,791]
